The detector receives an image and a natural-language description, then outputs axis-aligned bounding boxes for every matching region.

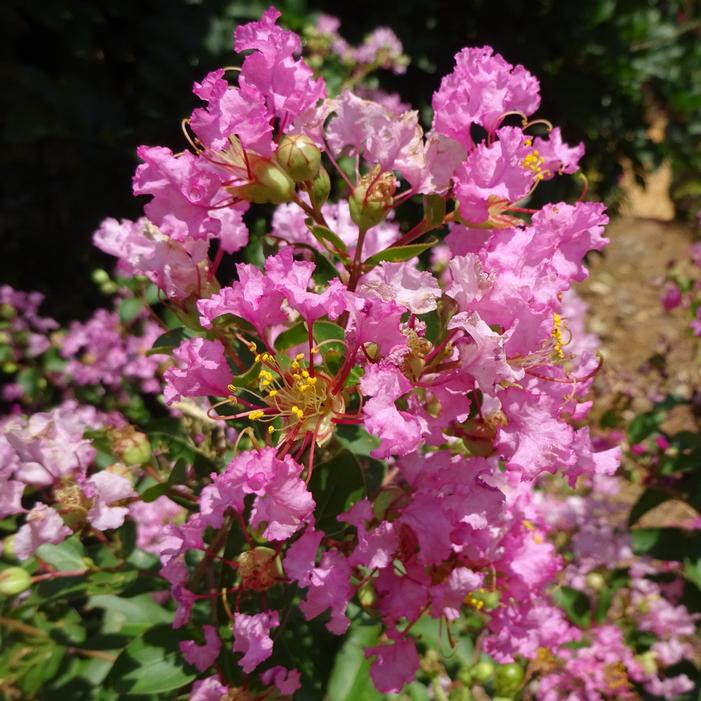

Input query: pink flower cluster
[3,6,664,699]
[533,479,698,700]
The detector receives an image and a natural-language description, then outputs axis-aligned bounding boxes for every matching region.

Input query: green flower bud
[357,581,378,614]
[635,651,657,676]
[277,135,321,182]
[494,663,524,696]
[585,571,606,592]
[91,269,111,285]
[310,165,331,210]
[471,660,494,684]
[3,535,16,559]
[230,156,295,205]
[449,686,473,701]
[2,362,18,374]
[349,167,396,231]
[456,667,473,686]
[0,567,32,596]
[0,303,16,321]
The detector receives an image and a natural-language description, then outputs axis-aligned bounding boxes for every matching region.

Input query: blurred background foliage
[1,0,700,321]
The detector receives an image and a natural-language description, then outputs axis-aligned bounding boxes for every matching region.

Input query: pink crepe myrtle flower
[532,126,585,177]
[234,7,325,130]
[260,666,301,695]
[233,610,279,673]
[189,677,229,701]
[365,638,420,694]
[299,550,354,634]
[201,448,314,541]
[283,527,324,586]
[360,363,428,459]
[433,46,540,145]
[359,261,441,314]
[163,337,233,405]
[453,126,534,225]
[85,471,137,531]
[14,504,72,560]
[180,624,221,672]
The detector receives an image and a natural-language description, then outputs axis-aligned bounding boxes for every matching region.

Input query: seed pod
[0,567,32,596]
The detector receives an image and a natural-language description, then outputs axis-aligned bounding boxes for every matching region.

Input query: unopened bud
[0,567,32,596]
[635,651,657,676]
[310,165,331,209]
[494,663,525,696]
[357,580,378,614]
[585,571,606,592]
[0,303,16,321]
[230,156,295,205]
[471,660,494,684]
[348,167,395,231]
[91,269,110,285]
[277,135,321,182]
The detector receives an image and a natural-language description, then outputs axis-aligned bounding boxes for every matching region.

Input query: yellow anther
[308,377,317,385]
[292,373,301,381]
[267,425,275,434]
[249,410,265,420]
[302,370,310,379]
[268,389,278,397]
[311,346,319,354]
[523,519,535,531]
[290,405,304,420]
[255,353,262,362]
[298,384,309,392]
[261,352,272,362]
[295,353,305,361]
[291,361,300,371]
[247,342,257,352]
[227,384,237,393]
[551,313,565,360]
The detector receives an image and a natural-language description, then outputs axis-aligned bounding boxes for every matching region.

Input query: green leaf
[628,488,670,526]
[107,624,195,695]
[335,425,381,457]
[632,527,701,562]
[147,326,192,356]
[627,410,663,444]
[552,586,591,628]
[118,298,143,325]
[36,536,88,572]
[275,322,308,352]
[88,594,173,636]
[364,237,438,266]
[310,449,367,534]
[327,620,382,701]
[308,223,350,260]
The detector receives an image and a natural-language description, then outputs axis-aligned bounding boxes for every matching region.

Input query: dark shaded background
[2,0,700,321]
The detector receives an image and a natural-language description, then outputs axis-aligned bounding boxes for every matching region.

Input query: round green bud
[232,157,296,205]
[0,567,32,596]
[449,686,473,701]
[0,303,16,321]
[2,362,18,375]
[585,571,606,592]
[3,535,16,559]
[456,667,473,686]
[357,581,378,613]
[91,269,110,285]
[277,135,322,182]
[494,663,525,696]
[310,165,331,210]
[471,660,494,684]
